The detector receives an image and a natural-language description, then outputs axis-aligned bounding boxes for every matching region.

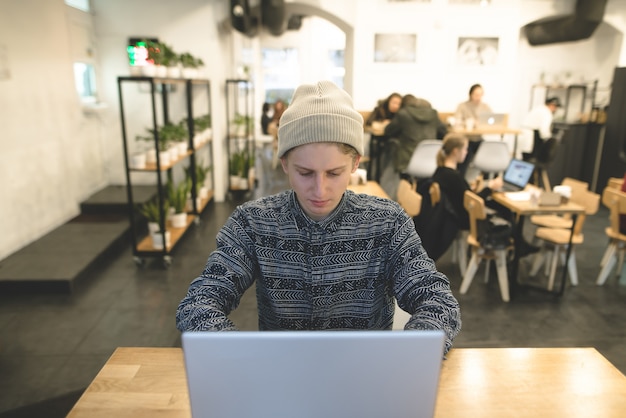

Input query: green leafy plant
[185,162,212,194]
[138,199,169,226]
[167,178,191,214]
[179,52,204,69]
[193,114,212,131]
[229,151,242,176]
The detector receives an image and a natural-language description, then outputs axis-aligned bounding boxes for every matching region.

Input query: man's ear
[352,155,362,172]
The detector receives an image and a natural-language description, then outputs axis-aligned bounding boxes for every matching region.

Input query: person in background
[432,133,538,257]
[454,84,492,176]
[380,94,447,199]
[176,80,461,354]
[432,133,501,231]
[267,99,288,168]
[365,92,402,128]
[261,102,272,135]
[521,96,561,162]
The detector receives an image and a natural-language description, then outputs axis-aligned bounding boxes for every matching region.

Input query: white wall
[1,0,625,261]
[0,0,107,261]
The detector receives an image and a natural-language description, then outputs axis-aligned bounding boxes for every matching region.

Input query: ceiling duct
[523,0,607,46]
[261,0,287,36]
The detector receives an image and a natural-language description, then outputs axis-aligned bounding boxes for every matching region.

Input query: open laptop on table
[499,158,535,192]
[477,112,507,128]
[182,330,445,418]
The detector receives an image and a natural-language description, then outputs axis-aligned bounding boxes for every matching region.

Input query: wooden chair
[529,188,600,290]
[396,179,422,218]
[460,191,511,302]
[530,177,589,229]
[596,186,626,285]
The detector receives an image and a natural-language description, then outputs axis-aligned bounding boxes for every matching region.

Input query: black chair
[522,130,558,191]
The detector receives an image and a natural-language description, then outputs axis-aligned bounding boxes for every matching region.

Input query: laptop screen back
[502,159,535,190]
[477,112,507,127]
[182,330,445,418]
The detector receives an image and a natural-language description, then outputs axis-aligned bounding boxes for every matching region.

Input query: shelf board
[136,214,196,253]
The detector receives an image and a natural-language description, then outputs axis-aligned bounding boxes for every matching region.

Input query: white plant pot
[155,65,167,77]
[146,148,157,163]
[177,141,188,155]
[129,66,143,76]
[167,66,181,78]
[203,128,212,141]
[158,150,171,166]
[193,134,203,149]
[148,222,160,234]
[171,212,188,228]
[204,174,213,190]
[151,230,171,250]
[238,177,249,190]
[230,175,241,189]
[168,146,179,161]
[130,152,146,169]
[182,67,197,79]
[199,187,209,200]
[142,65,157,77]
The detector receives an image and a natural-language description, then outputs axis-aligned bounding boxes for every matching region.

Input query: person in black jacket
[432,133,501,230]
[379,95,447,199]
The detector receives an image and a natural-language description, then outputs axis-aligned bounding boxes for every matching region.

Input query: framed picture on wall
[456,37,499,67]
[374,33,417,63]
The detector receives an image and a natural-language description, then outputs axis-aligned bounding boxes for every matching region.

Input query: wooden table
[492,191,585,295]
[67,347,626,417]
[347,180,390,199]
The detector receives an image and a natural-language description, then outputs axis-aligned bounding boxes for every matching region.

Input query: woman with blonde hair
[432,133,501,230]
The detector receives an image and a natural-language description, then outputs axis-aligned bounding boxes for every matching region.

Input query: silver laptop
[477,112,507,128]
[182,330,445,418]
[501,158,535,191]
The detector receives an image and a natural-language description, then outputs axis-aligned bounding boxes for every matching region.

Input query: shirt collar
[288,190,349,233]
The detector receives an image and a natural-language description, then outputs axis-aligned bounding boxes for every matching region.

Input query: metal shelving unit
[118,75,213,267]
[225,79,256,193]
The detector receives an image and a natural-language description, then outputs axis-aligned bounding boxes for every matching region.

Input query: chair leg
[457,233,468,277]
[599,240,616,267]
[495,250,510,302]
[596,244,617,285]
[547,246,560,291]
[541,169,551,192]
[566,248,578,286]
[483,259,491,283]
[529,251,544,276]
[460,251,480,295]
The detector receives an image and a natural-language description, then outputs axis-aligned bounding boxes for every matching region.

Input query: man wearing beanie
[176,81,460,354]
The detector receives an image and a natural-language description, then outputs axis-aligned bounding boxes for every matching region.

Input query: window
[65,0,90,12]
[66,0,99,104]
[73,62,97,103]
[261,48,299,103]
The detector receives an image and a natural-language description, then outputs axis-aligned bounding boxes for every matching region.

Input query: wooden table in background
[67,347,626,417]
[492,191,585,296]
[453,126,522,155]
[347,180,390,199]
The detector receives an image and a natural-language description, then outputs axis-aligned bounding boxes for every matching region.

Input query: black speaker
[231,0,259,37]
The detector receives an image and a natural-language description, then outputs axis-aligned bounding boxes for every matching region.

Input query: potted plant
[229,151,243,189]
[168,178,191,228]
[138,199,170,249]
[180,52,204,78]
[193,113,212,145]
[143,40,167,77]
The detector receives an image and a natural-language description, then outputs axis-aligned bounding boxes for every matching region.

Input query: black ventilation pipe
[523,0,608,46]
[261,0,287,36]
[230,0,259,38]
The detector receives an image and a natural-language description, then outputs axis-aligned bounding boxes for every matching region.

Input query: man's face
[281,143,359,221]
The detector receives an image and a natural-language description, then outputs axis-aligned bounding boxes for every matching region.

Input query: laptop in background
[477,112,507,128]
[500,158,535,192]
[182,330,445,418]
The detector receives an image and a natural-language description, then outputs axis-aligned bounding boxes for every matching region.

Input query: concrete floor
[1,145,625,416]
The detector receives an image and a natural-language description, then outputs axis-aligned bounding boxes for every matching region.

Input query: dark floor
[1,145,625,417]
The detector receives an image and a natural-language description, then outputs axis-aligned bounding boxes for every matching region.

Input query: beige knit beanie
[277,81,364,157]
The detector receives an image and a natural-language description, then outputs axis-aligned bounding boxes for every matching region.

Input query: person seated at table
[260,102,273,135]
[432,133,539,256]
[432,133,501,231]
[379,94,447,200]
[175,80,461,354]
[454,84,493,176]
[364,92,402,129]
[521,96,561,162]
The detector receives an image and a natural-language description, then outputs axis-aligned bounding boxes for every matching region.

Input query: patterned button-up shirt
[176,190,461,352]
